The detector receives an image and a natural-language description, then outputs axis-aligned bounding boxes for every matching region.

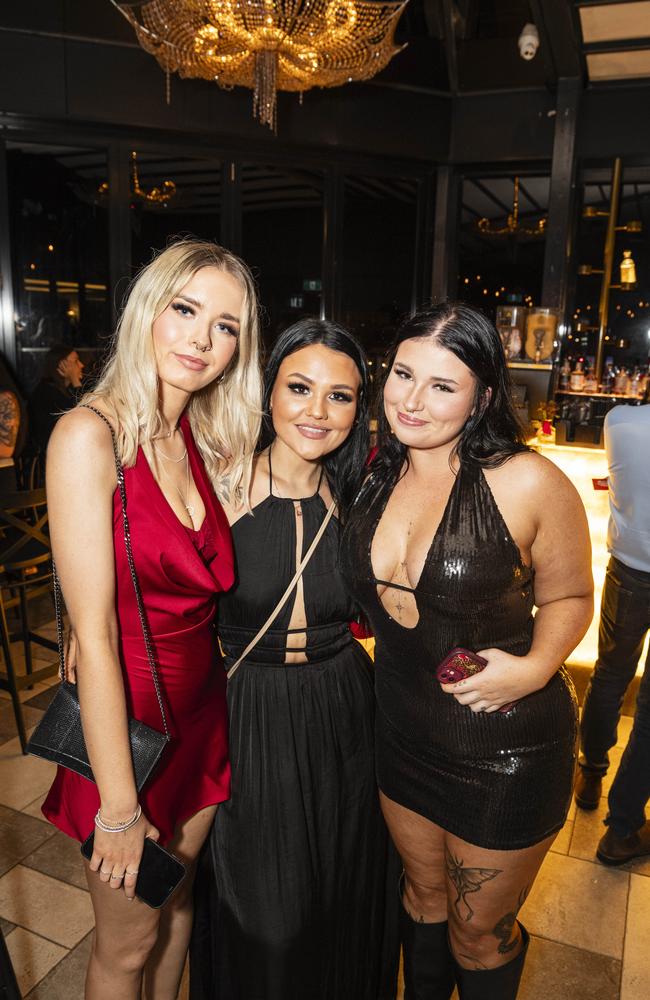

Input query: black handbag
[26,405,170,789]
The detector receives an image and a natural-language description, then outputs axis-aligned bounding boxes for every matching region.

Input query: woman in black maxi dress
[191,319,398,1000]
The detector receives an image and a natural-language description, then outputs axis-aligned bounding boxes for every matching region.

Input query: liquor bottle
[600,359,615,394]
[614,367,629,395]
[583,365,597,393]
[630,367,641,397]
[570,358,585,392]
[559,357,571,390]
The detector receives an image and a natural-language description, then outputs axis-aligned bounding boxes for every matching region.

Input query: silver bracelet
[94,804,142,834]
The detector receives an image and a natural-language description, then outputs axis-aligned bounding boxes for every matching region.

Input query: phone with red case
[435,647,516,713]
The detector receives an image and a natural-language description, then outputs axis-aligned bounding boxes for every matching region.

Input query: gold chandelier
[111,0,408,131]
[98,151,176,206]
[477,177,547,239]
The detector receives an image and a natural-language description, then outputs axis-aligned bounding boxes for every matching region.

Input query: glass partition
[7,142,109,389]
[241,164,324,343]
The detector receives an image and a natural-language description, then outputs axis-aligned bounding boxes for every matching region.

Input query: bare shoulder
[487,449,579,502]
[47,405,116,480]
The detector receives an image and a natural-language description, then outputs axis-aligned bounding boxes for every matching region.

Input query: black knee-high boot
[453,923,530,1000]
[399,906,455,1000]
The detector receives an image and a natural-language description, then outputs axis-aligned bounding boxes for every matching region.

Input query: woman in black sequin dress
[341,303,593,1000]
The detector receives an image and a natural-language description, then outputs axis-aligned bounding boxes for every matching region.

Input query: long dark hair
[370,301,528,491]
[260,318,370,518]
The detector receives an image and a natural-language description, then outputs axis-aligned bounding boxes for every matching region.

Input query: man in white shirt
[574,388,650,864]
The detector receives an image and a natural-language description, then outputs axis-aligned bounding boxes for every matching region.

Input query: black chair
[0,489,59,753]
[0,924,21,1000]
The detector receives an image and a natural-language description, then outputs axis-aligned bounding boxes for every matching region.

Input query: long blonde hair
[84,239,262,506]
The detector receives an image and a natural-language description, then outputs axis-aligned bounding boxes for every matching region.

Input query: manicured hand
[89,812,159,901]
[439,648,548,713]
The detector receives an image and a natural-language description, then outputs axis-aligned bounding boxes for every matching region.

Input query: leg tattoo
[492,886,529,954]
[445,848,502,922]
[457,952,488,971]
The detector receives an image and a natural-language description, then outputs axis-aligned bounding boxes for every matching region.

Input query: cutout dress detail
[191,489,398,1000]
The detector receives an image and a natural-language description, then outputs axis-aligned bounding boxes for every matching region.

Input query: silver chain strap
[52,405,170,739]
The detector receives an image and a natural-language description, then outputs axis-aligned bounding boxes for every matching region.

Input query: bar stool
[0,489,58,752]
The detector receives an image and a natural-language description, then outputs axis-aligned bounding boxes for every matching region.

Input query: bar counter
[530,437,648,675]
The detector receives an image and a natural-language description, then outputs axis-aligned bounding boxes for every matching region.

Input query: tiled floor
[1,642,648,998]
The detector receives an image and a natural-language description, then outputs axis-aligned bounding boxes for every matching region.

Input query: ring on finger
[125,870,139,876]
[110,873,124,881]
[100,869,112,876]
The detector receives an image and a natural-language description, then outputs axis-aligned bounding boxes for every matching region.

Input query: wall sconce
[578,249,637,290]
[620,250,637,290]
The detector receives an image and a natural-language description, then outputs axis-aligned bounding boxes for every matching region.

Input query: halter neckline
[268,445,325,502]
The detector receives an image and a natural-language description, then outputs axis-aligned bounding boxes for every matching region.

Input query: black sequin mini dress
[341,461,578,851]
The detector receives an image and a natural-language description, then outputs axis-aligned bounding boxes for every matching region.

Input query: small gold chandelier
[111,0,409,131]
[477,177,547,239]
[98,151,177,206]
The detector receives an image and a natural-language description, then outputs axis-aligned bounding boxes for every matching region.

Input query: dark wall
[451,89,559,166]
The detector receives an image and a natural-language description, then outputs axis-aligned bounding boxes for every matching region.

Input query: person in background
[0,352,26,491]
[575,383,650,865]
[28,343,85,453]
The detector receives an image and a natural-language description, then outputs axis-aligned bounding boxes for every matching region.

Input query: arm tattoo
[445,848,502,922]
[0,391,19,449]
[492,886,530,954]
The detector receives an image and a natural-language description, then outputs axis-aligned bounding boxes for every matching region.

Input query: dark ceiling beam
[460,201,482,219]
[529,0,583,81]
[574,1,644,7]
[467,177,511,215]
[441,0,459,96]
[584,37,650,53]
[517,179,543,212]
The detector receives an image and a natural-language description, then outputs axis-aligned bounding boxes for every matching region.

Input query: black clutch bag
[26,405,170,788]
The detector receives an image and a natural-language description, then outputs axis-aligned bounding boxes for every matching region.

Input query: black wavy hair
[259,318,370,518]
[369,301,528,491]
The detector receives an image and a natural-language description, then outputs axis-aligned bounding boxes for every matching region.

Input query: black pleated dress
[340,461,578,851]
[190,487,398,1000]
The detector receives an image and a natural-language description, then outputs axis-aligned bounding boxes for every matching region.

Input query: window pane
[130,150,221,271]
[458,174,549,322]
[241,164,324,341]
[7,142,109,389]
[341,175,417,349]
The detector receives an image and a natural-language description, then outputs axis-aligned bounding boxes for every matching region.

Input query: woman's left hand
[439,648,549,713]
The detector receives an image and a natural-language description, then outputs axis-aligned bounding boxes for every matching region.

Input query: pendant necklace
[152,441,188,464]
[156,450,196,522]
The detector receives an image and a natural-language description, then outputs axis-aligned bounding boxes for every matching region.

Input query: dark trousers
[580,556,650,837]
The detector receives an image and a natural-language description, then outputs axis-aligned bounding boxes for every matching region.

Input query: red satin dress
[42,415,233,845]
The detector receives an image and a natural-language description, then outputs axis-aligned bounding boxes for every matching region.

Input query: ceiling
[578,1,650,82]
[376,0,650,93]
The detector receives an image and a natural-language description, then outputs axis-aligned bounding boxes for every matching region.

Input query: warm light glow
[620,249,637,288]
[112,0,408,130]
[531,441,647,675]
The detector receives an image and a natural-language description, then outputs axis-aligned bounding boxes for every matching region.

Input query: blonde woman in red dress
[42,239,262,999]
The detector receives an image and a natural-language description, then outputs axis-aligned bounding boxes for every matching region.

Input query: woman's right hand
[89,810,160,900]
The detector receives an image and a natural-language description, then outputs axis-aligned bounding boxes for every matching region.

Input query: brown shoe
[597,821,650,866]
[574,769,602,810]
